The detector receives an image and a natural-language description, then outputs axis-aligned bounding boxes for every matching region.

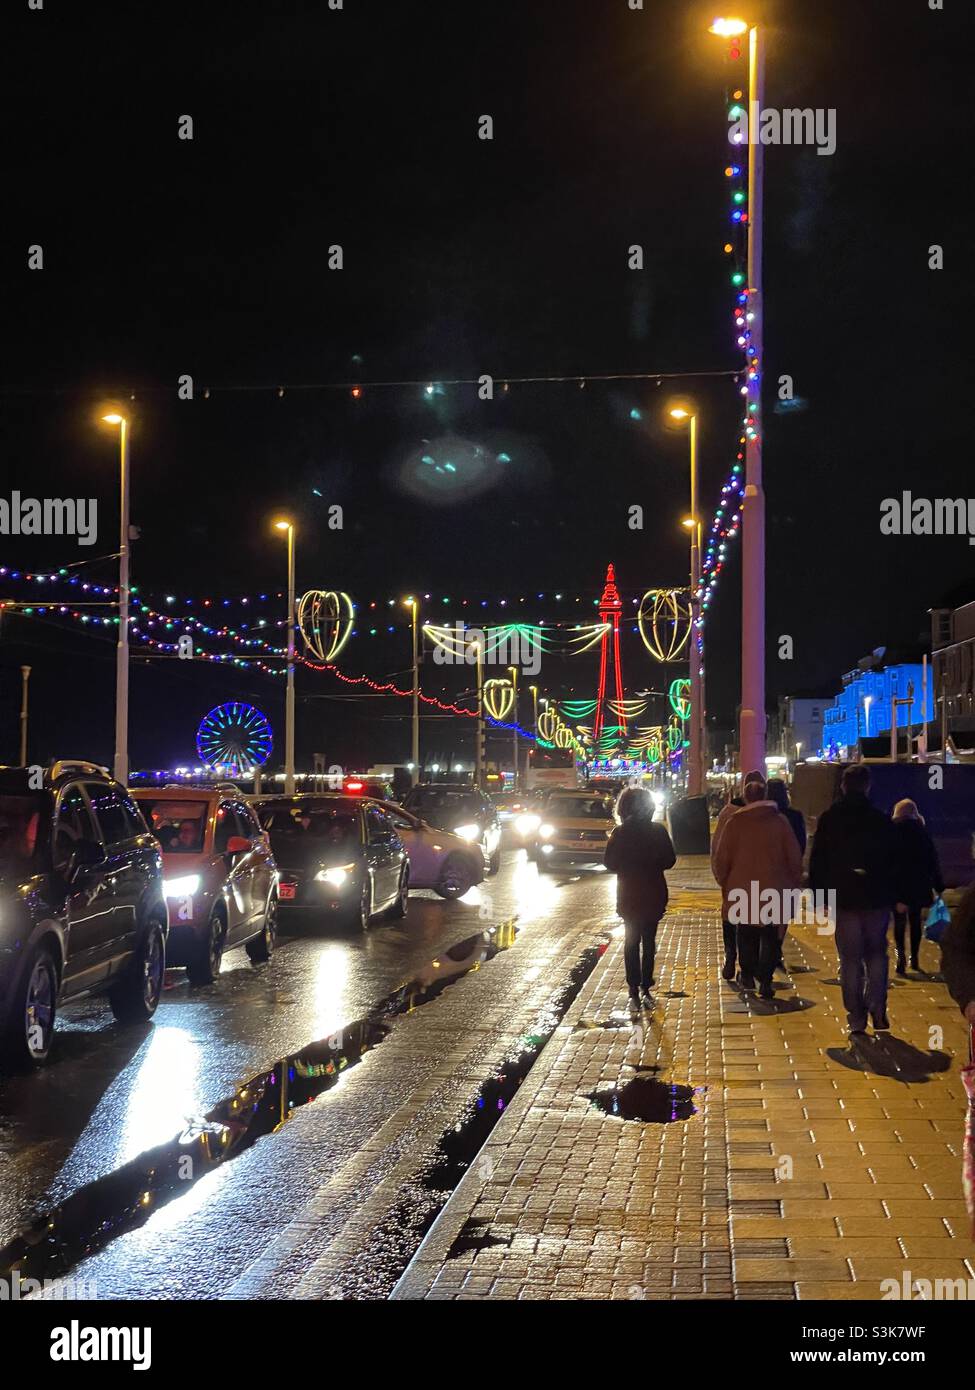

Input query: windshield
[139,800,209,853]
[0,793,46,873]
[546,794,615,820]
[257,804,361,850]
[405,790,481,822]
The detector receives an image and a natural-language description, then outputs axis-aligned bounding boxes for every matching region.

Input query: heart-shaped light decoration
[297,590,354,663]
[638,588,691,663]
[482,679,515,721]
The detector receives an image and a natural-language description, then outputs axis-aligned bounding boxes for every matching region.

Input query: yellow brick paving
[393,856,973,1300]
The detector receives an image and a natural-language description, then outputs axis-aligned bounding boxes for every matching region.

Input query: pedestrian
[711,770,766,981]
[604,785,677,1011]
[941,882,975,1029]
[808,763,897,1038]
[765,779,807,976]
[713,777,802,1000]
[890,798,943,976]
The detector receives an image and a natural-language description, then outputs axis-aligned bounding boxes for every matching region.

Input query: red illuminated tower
[592,563,626,752]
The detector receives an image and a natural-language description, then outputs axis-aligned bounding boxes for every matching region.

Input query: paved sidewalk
[392,858,974,1300]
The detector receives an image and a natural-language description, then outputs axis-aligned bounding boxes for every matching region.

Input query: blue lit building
[820,650,934,759]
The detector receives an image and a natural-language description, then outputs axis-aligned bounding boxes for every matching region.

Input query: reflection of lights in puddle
[313,942,350,1042]
[118,1027,201,1167]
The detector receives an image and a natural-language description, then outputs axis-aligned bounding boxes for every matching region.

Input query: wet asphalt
[0,831,616,1294]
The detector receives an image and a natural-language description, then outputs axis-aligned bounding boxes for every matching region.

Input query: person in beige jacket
[713,780,803,998]
[711,770,767,981]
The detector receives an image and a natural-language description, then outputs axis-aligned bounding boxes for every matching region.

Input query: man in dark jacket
[604,787,677,1009]
[808,763,897,1037]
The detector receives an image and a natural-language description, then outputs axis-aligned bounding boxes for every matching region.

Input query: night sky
[1,0,970,772]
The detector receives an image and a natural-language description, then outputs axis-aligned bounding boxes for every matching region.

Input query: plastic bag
[924,895,951,943]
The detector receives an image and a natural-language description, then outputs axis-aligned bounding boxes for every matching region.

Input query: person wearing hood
[808,763,897,1037]
[711,770,767,982]
[890,799,943,976]
[712,778,803,999]
[604,786,677,1010]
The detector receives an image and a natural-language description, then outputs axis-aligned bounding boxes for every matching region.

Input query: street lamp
[404,597,420,780]
[863,694,873,739]
[101,412,130,783]
[509,664,517,795]
[669,406,704,797]
[708,14,766,776]
[471,636,484,788]
[275,519,296,793]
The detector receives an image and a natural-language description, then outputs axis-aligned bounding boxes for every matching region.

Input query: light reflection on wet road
[0,839,614,1255]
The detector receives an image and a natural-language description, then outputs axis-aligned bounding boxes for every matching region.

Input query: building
[820,648,934,760]
[931,590,975,759]
[778,693,828,764]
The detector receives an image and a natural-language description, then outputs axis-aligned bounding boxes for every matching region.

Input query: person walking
[712,778,802,1000]
[604,786,677,1010]
[890,799,943,976]
[808,763,897,1038]
[711,770,766,982]
[766,779,807,976]
[941,882,975,1029]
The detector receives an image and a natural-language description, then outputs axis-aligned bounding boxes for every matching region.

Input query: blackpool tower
[591,563,626,754]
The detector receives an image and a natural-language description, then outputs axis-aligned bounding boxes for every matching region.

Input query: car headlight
[453,823,481,841]
[163,874,200,898]
[538,823,555,839]
[515,813,541,836]
[540,843,554,855]
[315,863,355,887]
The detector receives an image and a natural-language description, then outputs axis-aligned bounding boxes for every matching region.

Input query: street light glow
[274,519,292,532]
[708,17,748,37]
[102,413,124,425]
[669,407,690,421]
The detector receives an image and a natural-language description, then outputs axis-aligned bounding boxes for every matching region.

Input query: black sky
[1,0,971,771]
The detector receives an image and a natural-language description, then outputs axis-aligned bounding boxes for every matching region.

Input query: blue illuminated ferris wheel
[196,702,273,776]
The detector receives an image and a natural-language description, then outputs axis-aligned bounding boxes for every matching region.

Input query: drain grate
[731,1198,782,1216]
[730,1142,774,1155]
[738,1281,796,1299]
[735,1239,790,1258]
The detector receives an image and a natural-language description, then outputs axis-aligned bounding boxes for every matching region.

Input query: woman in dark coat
[603,787,676,1009]
[890,799,943,975]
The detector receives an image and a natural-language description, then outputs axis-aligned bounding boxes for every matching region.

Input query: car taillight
[346,781,363,792]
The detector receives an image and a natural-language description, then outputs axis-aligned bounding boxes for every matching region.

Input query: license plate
[279,882,297,900]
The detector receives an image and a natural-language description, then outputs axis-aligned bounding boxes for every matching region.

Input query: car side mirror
[225,835,251,857]
[67,837,106,882]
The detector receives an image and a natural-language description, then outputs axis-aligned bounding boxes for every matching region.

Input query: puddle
[0,921,521,1291]
[587,1076,704,1123]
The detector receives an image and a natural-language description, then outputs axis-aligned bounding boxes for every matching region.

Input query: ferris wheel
[195,702,273,776]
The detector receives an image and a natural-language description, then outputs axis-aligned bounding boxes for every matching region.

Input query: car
[401,783,502,874]
[527,788,617,870]
[341,774,394,801]
[131,786,278,985]
[377,802,484,899]
[0,760,168,1066]
[252,795,408,930]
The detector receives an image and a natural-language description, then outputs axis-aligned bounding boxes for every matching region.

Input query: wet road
[0,834,612,1265]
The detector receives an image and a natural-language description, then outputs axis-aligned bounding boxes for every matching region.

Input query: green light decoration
[667,720,683,752]
[668,678,692,721]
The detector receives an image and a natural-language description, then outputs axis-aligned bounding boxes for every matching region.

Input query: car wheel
[388,866,409,919]
[487,843,502,875]
[436,853,475,899]
[1,944,58,1068]
[246,894,277,963]
[110,920,166,1024]
[354,876,372,931]
[187,907,226,986]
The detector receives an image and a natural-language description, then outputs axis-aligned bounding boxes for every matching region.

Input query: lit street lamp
[101,412,130,784]
[708,15,766,775]
[508,664,519,791]
[404,597,420,780]
[275,519,297,793]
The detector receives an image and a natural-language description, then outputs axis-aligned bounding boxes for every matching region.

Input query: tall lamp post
[472,636,484,788]
[19,665,31,766]
[275,520,297,793]
[404,597,420,779]
[669,406,704,797]
[709,15,766,775]
[101,413,130,784]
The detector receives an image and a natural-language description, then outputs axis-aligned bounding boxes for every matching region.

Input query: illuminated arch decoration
[196,702,273,776]
[667,717,684,753]
[638,589,692,663]
[482,678,515,721]
[536,707,560,744]
[297,590,354,663]
[669,678,692,722]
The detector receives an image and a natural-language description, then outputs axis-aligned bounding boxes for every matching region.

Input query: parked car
[402,783,502,873]
[252,795,408,929]
[0,761,168,1066]
[527,788,616,869]
[131,786,278,984]
[341,774,395,801]
[377,802,484,899]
